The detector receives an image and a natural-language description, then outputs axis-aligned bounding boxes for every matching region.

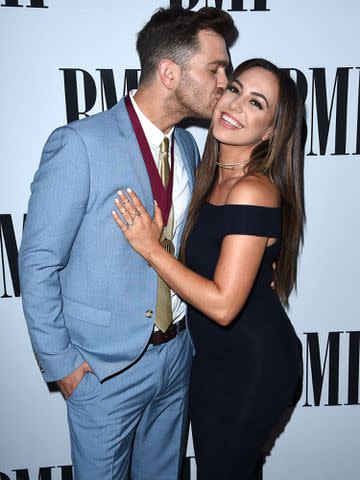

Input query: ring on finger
[129,209,140,217]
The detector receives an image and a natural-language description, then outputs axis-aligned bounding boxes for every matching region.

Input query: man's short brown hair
[136,7,238,85]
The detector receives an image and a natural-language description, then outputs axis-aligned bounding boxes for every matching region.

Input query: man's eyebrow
[207,60,229,67]
[233,79,270,108]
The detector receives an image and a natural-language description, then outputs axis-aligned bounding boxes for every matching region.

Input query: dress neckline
[205,201,281,210]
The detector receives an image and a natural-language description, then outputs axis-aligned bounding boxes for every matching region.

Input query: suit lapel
[174,129,196,193]
[112,98,154,214]
[112,99,197,216]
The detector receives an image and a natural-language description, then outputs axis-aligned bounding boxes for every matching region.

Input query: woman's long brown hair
[181,58,305,305]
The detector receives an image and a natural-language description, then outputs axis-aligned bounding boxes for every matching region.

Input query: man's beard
[173,72,215,121]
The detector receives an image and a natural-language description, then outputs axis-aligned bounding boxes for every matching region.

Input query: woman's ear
[261,126,274,142]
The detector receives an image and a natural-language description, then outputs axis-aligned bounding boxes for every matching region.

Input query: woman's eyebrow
[233,78,269,108]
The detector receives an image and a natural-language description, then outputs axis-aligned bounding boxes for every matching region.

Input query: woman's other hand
[112,188,163,259]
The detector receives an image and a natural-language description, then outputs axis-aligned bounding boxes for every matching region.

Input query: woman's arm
[113,180,277,326]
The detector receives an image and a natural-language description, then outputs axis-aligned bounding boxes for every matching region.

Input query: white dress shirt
[129,90,190,326]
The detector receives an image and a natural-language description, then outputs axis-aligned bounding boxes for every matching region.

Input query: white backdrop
[1,1,360,479]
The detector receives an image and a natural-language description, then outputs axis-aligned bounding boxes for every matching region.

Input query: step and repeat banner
[1,1,359,479]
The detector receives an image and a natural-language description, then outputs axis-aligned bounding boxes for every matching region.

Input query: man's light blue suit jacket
[19,98,200,383]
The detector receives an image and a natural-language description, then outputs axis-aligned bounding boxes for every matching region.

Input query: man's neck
[134,87,183,134]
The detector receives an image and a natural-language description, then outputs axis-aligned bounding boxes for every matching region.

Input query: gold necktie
[159,137,170,187]
[155,137,175,332]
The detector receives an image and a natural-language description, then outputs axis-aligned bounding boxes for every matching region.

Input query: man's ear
[158,60,180,90]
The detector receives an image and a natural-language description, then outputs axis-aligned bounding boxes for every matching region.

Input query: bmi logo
[304,332,360,407]
[0,0,48,7]
[59,68,141,124]
[169,0,270,11]
[0,458,197,480]
[59,66,360,157]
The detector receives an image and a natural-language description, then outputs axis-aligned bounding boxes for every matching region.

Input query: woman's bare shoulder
[225,174,280,207]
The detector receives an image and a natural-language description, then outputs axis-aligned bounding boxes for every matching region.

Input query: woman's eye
[250,99,263,110]
[210,69,218,74]
[227,84,239,95]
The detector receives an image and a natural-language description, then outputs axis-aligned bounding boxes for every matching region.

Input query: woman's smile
[219,112,244,129]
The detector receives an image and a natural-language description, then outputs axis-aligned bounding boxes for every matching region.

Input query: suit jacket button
[145,310,153,318]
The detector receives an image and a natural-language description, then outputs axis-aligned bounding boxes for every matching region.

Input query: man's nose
[217,69,228,90]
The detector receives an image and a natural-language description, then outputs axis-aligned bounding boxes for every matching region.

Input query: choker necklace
[216,160,247,170]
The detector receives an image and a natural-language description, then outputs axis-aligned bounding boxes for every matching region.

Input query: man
[19,7,237,479]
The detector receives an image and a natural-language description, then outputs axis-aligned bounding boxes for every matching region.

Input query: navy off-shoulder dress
[186,203,302,480]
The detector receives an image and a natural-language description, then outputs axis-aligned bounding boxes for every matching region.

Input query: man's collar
[129,90,174,147]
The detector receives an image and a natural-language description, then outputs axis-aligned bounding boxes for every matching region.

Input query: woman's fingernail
[112,210,116,216]
[115,198,119,203]
[117,190,123,196]
[154,200,158,205]
[127,187,132,193]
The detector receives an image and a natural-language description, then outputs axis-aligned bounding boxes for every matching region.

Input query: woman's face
[212,66,279,151]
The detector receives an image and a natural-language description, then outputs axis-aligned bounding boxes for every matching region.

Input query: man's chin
[180,111,210,124]
[191,107,213,121]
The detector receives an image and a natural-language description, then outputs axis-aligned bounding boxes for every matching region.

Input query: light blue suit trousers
[67,330,193,480]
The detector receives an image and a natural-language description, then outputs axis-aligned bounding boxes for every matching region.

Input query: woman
[112,58,304,479]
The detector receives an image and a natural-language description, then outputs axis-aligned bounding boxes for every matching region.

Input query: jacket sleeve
[19,126,90,382]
